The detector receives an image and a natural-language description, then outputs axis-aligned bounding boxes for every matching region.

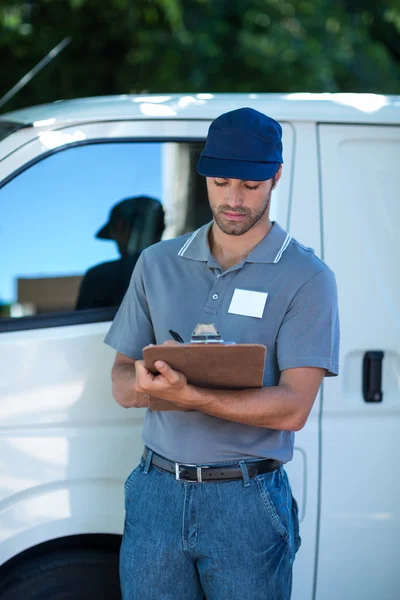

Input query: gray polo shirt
[105,221,339,464]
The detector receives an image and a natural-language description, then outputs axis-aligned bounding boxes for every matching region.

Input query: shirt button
[212,294,219,300]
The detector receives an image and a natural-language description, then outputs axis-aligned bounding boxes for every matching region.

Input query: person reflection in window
[76,196,165,310]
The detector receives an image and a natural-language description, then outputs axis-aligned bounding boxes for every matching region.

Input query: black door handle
[363,351,384,402]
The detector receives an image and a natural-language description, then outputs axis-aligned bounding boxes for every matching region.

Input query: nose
[225,184,243,207]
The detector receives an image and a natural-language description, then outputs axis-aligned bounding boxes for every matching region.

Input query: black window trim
[0,307,118,332]
[0,136,206,333]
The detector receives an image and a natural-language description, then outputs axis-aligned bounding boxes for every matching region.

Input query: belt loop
[239,460,250,488]
[143,448,153,474]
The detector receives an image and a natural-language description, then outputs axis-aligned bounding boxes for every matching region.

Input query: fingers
[135,359,187,395]
[154,361,186,387]
[135,360,153,393]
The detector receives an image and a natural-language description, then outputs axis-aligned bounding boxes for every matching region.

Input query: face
[206,168,281,236]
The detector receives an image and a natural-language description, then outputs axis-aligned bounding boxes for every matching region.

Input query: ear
[272,164,283,189]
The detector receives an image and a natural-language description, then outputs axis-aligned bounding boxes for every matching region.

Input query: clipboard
[143,343,266,389]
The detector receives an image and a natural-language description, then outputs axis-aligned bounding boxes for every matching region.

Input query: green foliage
[1,0,399,112]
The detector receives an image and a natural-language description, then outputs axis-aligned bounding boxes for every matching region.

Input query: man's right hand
[111,350,190,411]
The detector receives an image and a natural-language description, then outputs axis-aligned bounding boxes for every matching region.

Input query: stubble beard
[210,190,272,236]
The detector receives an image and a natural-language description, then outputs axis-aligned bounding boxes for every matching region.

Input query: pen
[168,329,184,343]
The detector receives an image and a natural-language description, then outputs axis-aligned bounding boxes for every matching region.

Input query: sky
[1,142,162,304]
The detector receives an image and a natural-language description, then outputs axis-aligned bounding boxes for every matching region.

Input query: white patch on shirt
[228,289,268,319]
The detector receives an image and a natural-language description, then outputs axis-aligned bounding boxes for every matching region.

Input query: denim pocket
[124,459,145,494]
[292,495,302,554]
[255,467,290,544]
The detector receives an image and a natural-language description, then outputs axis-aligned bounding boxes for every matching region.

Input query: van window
[0,141,209,321]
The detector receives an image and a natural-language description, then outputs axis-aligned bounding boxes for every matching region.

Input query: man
[76,195,164,310]
[105,108,340,600]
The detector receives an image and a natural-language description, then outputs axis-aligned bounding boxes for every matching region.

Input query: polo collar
[246,221,291,264]
[177,221,291,265]
[177,222,212,262]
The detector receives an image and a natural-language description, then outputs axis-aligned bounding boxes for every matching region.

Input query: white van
[0,93,398,599]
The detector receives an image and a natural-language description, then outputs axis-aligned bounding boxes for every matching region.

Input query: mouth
[221,211,247,221]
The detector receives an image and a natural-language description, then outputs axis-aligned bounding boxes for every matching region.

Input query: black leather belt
[143,447,281,483]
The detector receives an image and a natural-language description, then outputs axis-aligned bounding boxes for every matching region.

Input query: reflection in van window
[76,196,165,310]
[0,141,209,320]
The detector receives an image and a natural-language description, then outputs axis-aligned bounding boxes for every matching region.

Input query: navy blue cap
[197,107,283,181]
[96,196,164,239]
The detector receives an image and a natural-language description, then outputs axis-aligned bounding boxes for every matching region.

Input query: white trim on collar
[178,228,201,257]
[273,233,291,263]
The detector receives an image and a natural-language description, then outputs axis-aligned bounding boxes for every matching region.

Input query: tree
[1,0,399,113]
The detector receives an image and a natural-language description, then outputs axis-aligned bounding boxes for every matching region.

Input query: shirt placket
[204,261,245,316]
[204,272,224,315]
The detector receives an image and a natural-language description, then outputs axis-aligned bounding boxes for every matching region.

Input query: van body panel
[0,322,145,566]
[318,124,400,600]
[0,480,124,565]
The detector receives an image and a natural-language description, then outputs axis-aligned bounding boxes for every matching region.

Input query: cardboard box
[17,275,83,314]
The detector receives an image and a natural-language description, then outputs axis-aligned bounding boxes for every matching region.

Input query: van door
[0,120,212,569]
[317,124,400,599]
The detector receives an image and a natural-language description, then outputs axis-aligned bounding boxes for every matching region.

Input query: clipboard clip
[190,323,228,344]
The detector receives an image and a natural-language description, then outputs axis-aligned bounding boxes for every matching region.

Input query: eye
[214,180,228,187]
[244,184,260,190]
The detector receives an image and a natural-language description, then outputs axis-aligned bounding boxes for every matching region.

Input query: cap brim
[96,222,112,239]
[197,155,280,182]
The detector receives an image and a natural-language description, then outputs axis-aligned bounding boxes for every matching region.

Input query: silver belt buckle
[175,461,195,481]
[175,462,208,483]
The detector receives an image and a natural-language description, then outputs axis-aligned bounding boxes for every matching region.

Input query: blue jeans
[120,452,301,600]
